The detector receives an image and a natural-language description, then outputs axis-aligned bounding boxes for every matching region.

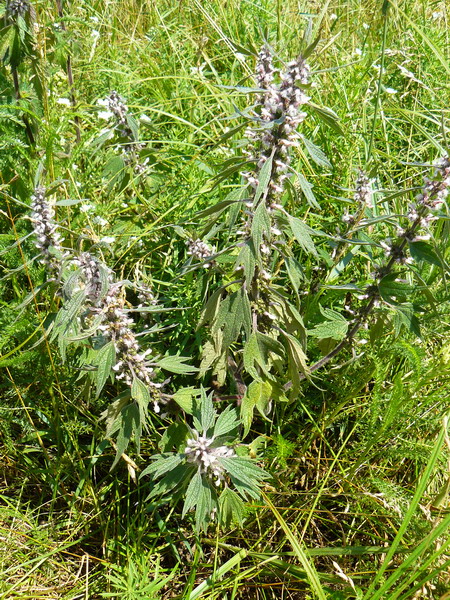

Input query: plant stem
[12,67,35,147]
[55,0,81,143]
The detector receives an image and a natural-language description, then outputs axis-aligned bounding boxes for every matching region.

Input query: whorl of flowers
[6,0,30,19]
[30,186,64,273]
[407,156,450,227]
[355,170,373,209]
[379,156,449,267]
[96,283,162,411]
[137,283,158,318]
[184,431,235,486]
[72,252,112,305]
[186,238,215,268]
[97,91,133,139]
[242,46,310,205]
[342,170,373,225]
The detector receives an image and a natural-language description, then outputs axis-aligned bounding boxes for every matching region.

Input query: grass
[0,0,449,598]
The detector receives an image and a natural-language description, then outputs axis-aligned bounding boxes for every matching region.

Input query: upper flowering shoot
[95,283,161,411]
[355,170,373,209]
[30,186,64,274]
[408,156,450,226]
[6,0,30,20]
[185,430,235,486]
[97,91,133,139]
[242,46,310,205]
[186,238,215,268]
[71,252,112,305]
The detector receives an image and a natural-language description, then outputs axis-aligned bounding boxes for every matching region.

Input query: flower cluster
[95,283,162,411]
[355,170,373,209]
[242,46,310,205]
[184,431,235,485]
[186,238,215,268]
[137,282,158,318]
[6,0,30,19]
[377,156,449,268]
[30,186,64,274]
[342,170,373,225]
[407,156,450,227]
[97,91,133,139]
[72,252,112,305]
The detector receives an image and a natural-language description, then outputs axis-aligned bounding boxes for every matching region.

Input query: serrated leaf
[253,153,274,205]
[309,319,348,341]
[297,172,320,209]
[182,469,202,517]
[197,287,224,329]
[156,355,198,374]
[172,387,197,413]
[235,239,256,281]
[288,215,318,256]
[241,380,273,438]
[213,288,251,347]
[285,256,305,293]
[111,403,141,469]
[200,388,216,432]
[145,464,191,501]
[195,477,214,531]
[140,453,184,480]
[251,202,271,255]
[195,186,246,219]
[213,406,240,438]
[408,241,442,267]
[158,422,189,452]
[379,274,414,304]
[282,331,310,389]
[131,376,150,407]
[219,456,269,499]
[95,341,115,398]
[243,332,274,381]
[219,488,245,527]
[302,136,331,168]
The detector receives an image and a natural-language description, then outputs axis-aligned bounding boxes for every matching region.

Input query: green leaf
[253,153,274,205]
[284,256,305,293]
[111,403,141,469]
[195,186,246,219]
[379,274,414,304]
[197,287,223,329]
[235,240,256,281]
[408,241,442,267]
[156,355,198,374]
[243,332,273,381]
[146,464,191,501]
[309,319,348,341]
[251,202,271,255]
[172,387,197,413]
[182,469,202,518]
[140,453,184,480]
[131,376,150,407]
[213,288,251,348]
[95,341,116,398]
[219,488,245,527]
[282,331,310,390]
[288,216,318,256]
[195,477,214,531]
[213,406,240,438]
[200,387,216,433]
[297,173,320,209]
[302,136,331,168]
[241,380,273,438]
[219,456,269,499]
